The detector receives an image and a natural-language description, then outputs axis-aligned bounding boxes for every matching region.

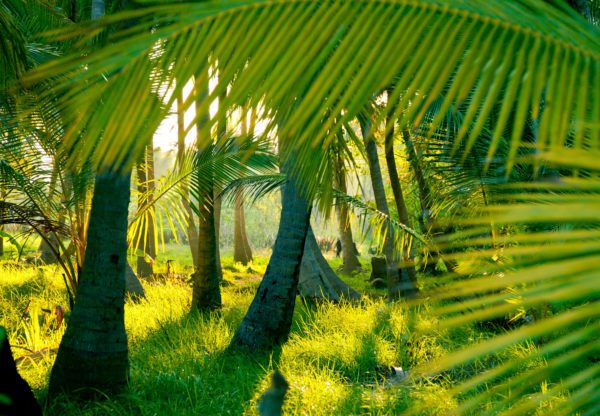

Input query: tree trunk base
[299,228,360,301]
[0,327,42,416]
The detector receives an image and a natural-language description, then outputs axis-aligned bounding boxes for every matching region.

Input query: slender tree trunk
[402,129,455,274]
[383,110,418,296]
[234,191,253,265]
[191,70,221,310]
[234,108,254,265]
[334,150,361,273]
[48,170,131,398]
[401,129,432,233]
[359,117,402,300]
[136,143,155,277]
[213,190,223,281]
[231,169,311,349]
[299,226,360,301]
[213,87,227,281]
[177,88,199,268]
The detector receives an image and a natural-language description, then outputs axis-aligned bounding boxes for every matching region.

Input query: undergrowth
[0,250,572,415]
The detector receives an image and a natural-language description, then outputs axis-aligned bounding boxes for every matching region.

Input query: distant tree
[234,108,256,265]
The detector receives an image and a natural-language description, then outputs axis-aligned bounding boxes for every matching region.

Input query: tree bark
[49,0,130,398]
[359,117,402,300]
[299,226,360,301]
[0,327,42,416]
[214,192,223,280]
[191,70,221,310]
[401,129,432,234]
[136,143,156,278]
[48,169,130,398]
[383,109,418,297]
[233,190,253,265]
[234,106,254,265]
[334,150,361,273]
[177,88,199,268]
[230,172,311,349]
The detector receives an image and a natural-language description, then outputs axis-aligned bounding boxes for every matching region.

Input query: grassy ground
[0,248,570,415]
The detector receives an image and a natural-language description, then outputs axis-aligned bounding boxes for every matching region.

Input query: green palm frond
[220,173,286,205]
[129,135,278,250]
[16,0,600,413]
[25,0,599,188]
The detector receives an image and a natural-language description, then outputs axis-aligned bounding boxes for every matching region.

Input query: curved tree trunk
[359,117,403,300]
[230,174,311,349]
[233,190,253,265]
[299,226,360,301]
[383,108,418,297]
[48,169,131,398]
[334,151,361,273]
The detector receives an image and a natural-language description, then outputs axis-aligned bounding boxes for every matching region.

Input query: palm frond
[128,135,278,250]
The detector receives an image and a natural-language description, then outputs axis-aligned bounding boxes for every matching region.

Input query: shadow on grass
[43,305,281,416]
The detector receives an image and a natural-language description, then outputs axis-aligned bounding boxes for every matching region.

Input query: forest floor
[0,248,569,415]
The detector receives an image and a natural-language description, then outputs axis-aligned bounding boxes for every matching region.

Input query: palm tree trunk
[0,327,42,415]
[234,190,253,265]
[177,88,199,268]
[401,129,454,274]
[191,70,221,310]
[401,129,432,234]
[231,172,311,349]
[192,197,221,310]
[49,0,129,397]
[234,108,254,265]
[299,226,360,301]
[359,117,402,300]
[383,110,418,297]
[334,151,361,273]
[48,169,130,398]
[214,192,223,280]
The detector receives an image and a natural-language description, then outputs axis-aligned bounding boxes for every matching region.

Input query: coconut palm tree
[231,154,312,348]
[22,0,600,411]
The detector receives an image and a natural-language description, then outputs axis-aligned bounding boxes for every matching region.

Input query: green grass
[0,249,575,415]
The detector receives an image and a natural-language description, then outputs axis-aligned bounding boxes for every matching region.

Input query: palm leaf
[17,0,600,413]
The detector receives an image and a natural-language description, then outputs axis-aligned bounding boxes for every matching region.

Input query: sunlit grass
[0,251,581,415]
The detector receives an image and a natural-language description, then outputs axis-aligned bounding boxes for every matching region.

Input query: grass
[0,246,577,415]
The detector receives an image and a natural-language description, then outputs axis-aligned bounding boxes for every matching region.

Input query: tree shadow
[42,305,282,416]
